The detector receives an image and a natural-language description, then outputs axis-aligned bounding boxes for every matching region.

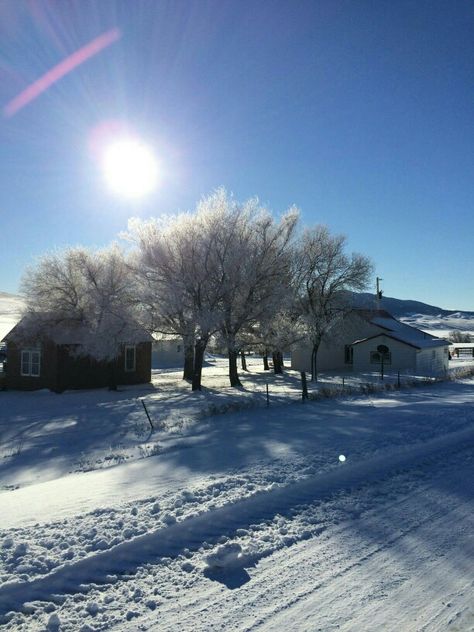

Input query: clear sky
[1,0,473,310]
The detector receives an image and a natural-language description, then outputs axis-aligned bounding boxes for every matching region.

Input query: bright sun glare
[102,138,159,198]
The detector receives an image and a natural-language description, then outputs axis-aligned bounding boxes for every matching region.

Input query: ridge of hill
[351,292,474,319]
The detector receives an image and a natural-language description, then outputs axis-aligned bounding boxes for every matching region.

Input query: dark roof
[352,309,396,325]
[3,314,153,345]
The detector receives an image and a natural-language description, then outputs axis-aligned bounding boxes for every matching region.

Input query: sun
[102,137,159,198]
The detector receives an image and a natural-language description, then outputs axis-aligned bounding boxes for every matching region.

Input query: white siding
[152,340,184,369]
[291,315,382,372]
[415,347,449,376]
[352,335,417,374]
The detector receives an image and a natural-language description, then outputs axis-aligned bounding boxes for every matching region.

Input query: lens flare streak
[3,28,121,118]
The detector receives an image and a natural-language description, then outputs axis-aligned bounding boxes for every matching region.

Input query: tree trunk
[108,359,118,391]
[301,371,308,400]
[183,337,194,381]
[240,350,247,371]
[228,349,242,387]
[263,353,270,371]
[192,338,207,391]
[310,343,319,381]
[272,351,283,374]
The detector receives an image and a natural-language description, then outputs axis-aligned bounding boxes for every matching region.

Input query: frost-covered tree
[201,189,298,387]
[448,330,472,343]
[251,307,305,374]
[129,189,299,389]
[127,203,225,391]
[127,217,198,382]
[20,245,142,387]
[294,226,373,380]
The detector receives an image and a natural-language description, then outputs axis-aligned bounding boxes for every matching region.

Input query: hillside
[0,292,23,341]
[351,291,474,318]
[350,292,474,337]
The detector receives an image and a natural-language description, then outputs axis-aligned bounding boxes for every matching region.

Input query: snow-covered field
[400,312,474,339]
[0,292,23,342]
[1,356,473,631]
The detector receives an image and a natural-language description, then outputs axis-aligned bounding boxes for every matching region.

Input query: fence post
[140,398,154,431]
[266,382,269,407]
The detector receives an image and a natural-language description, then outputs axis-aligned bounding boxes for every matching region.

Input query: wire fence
[141,359,474,430]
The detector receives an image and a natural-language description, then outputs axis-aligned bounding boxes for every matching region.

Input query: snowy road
[0,378,473,630]
[136,439,474,632]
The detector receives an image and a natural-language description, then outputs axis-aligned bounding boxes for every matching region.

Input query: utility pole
[376,277,383,309]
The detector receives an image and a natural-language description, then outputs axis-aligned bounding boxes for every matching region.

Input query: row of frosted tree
[20,189,373,390]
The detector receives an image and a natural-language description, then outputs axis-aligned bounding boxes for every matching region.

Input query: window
[124,345,136,372]
[21,349,41,377]
[370,350,391,365]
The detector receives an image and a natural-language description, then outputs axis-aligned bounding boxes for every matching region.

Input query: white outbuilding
[351,332,449,376]
[291,309,450,377]
[152,337,184,369]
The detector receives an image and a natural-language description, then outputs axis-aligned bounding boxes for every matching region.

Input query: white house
[152,336,184,369]
[291,309,450,377]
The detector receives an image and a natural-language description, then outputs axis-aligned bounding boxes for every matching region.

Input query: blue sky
[1,0,473,310]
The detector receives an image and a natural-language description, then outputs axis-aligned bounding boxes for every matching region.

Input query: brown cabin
[2,317,152,391]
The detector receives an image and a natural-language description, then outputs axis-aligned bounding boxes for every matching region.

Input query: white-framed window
[21,349,41,377]
[124,345,136,372]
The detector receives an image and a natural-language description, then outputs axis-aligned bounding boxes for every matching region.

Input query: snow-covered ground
[1,357,473,631]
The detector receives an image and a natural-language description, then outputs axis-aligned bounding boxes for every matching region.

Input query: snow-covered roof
[3,315,153,345]
[351,309,449,349]
[152,333,182,342]
[352,332,449,350]
[371,316,432,338]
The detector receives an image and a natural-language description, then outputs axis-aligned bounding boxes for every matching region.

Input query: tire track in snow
[152,480,473,632]
[165,460,473,632]
[245,465,474,632]
[254,503,472,632]
[0,425,472,619]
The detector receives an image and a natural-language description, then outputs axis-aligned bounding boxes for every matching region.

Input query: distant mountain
[351,292,474,318]
[350,293,474,337]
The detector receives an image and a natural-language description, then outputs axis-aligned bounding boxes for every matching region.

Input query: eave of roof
[351,332,450,350]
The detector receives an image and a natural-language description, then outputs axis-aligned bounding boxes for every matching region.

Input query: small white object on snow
[205,542,244,569]
[339,454,346,462]
[47,613,60,630]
